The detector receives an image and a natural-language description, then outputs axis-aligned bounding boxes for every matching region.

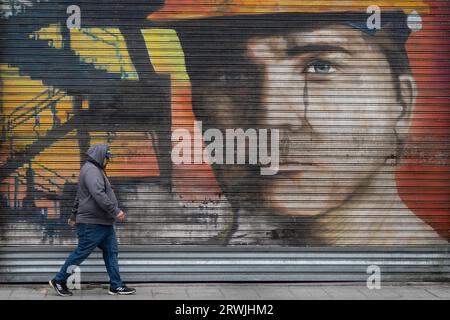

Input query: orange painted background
[397,0,450,239]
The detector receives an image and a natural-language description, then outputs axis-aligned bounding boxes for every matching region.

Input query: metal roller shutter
[0,0,449,283]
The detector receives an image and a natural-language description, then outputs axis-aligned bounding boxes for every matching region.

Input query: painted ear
[395,74,417,142]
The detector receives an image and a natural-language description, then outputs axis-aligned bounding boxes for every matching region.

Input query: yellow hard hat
[149,0,430,21]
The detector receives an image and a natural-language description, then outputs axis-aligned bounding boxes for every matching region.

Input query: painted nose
[260,64,307,132]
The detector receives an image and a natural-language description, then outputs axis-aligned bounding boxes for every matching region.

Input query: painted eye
[306,61,336,74]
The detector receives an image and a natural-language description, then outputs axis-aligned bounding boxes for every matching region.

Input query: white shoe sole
[49,280,73,297]
[108,290,136,295]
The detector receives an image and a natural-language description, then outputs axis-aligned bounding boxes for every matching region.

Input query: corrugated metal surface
[1,246,449,282]
[0,0,449,282]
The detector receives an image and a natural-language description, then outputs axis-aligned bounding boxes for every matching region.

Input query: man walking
[49,143,136,296]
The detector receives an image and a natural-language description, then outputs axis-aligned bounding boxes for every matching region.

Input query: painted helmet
[147,0,430,46]
[149,0,429,20]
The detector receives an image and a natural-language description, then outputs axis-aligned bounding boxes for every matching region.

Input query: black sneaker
[49,279,73,297]
[108,285,136,295]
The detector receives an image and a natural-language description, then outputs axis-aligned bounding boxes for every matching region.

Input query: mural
[0,0,448,246]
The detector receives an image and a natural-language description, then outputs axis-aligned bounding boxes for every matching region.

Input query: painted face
[189,25,407,217]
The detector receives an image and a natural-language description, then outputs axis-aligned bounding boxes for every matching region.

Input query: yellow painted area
[149,0,430,20]
[70,27,139,80]
[33,130,81,193]
[29,24,63,49]
[141,29,193,126]
[25,24,139,79]
[141,29,190,83]
[1,64,73,154]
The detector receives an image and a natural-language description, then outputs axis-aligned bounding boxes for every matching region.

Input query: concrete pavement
[0,282,449,300]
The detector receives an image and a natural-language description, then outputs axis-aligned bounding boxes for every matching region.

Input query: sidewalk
[1,282,449,300]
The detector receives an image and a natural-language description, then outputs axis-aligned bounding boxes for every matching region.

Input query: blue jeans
[54,223,123,289]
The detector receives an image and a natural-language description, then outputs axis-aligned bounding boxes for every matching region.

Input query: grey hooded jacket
[70,143,121,225]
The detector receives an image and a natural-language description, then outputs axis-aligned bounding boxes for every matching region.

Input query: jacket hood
[86,143,109,168]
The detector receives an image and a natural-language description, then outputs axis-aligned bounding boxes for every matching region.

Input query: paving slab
[252,287,297,300]
[1,283,449,300]
[186,287,226,300]
[424,286,450,299]
[287,286,331,299]
[358,287,403,299]
[151,287,190,300]
[219,287,260,300]
[0,290,12,299]
[389,286,441,300]
[321,287,367,300]
[9,289,46,300]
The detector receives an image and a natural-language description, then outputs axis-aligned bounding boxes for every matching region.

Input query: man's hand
[68,218,76,227]
[116,210,126,222]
